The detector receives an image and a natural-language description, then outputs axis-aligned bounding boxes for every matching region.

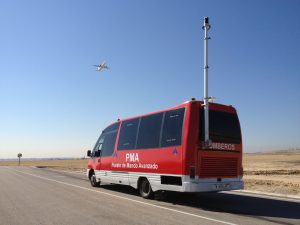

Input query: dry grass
[243,151,300,172]
[0,159,88,172]
[243,151,300,196]
[1,150,300,196]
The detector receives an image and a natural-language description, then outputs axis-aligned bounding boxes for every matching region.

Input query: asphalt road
[0,167,299,225]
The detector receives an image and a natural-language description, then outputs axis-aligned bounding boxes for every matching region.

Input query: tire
[90,173,100,187]
[139,178,154,199]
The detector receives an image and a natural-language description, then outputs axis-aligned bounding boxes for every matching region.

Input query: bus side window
[90,135,102,157]
[118,118,139,150]
[136,113,163,149]
[101,131,118,157]
[161,108,185,147]
[92,123,120,157]
[98,136,105,151]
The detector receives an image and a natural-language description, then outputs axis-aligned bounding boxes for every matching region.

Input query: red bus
[86,99,243,199]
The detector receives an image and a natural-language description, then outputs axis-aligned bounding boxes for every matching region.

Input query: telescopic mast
[202,17,211,148]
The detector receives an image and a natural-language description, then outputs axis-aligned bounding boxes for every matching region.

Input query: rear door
[198,108,242,178]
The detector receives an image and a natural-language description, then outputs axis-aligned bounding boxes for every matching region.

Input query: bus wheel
[139,178,154,199]
[90,172,100,187]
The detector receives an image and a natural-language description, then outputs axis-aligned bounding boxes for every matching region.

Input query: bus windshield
[200,109,241,144]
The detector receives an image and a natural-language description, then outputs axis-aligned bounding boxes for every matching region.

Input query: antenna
[202,17,211,148]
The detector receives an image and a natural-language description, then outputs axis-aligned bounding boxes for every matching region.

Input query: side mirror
[87,150,91,157]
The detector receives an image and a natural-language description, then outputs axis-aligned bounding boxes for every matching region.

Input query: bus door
[98,123,121,183]
[91,135,103,171]
[198,108,242,179]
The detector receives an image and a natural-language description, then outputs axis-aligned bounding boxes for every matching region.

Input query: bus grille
[199,157,238,178]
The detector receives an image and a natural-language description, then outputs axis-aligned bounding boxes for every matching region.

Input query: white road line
[43,168,86,175]
[229,190,300,202]
[13,168,237,225]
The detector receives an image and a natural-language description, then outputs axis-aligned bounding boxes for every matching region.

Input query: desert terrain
[1,150,300,196]
[0,159,88,172]
[243,150,300,196]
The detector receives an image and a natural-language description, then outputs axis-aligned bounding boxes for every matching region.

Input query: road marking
[228,190,300,203]
[12,168,237,225]
[43,168,86,175]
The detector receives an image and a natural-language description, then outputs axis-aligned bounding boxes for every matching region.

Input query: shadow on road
[161,192,300,222]
[41,167,299,223]
[100,184,300,221]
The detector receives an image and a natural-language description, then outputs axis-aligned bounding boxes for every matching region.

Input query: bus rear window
[200,109,241,144]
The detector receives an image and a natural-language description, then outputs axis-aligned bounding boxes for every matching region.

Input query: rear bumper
[182,177,244,192]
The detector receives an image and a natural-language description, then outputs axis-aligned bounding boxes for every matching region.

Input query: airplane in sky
[93,61,109,72]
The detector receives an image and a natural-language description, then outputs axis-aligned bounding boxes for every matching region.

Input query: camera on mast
[202,17,211,30]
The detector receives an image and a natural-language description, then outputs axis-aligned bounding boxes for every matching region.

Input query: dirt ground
[243,150,300,196]
[1,150,300,196]
[0,159,88,172]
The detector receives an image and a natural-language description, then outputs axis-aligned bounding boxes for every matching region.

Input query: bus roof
[110,100,237,125]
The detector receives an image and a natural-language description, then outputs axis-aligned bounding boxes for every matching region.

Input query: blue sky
[1,0,299,158]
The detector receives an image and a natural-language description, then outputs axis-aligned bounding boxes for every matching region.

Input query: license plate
[213,183,230,190]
